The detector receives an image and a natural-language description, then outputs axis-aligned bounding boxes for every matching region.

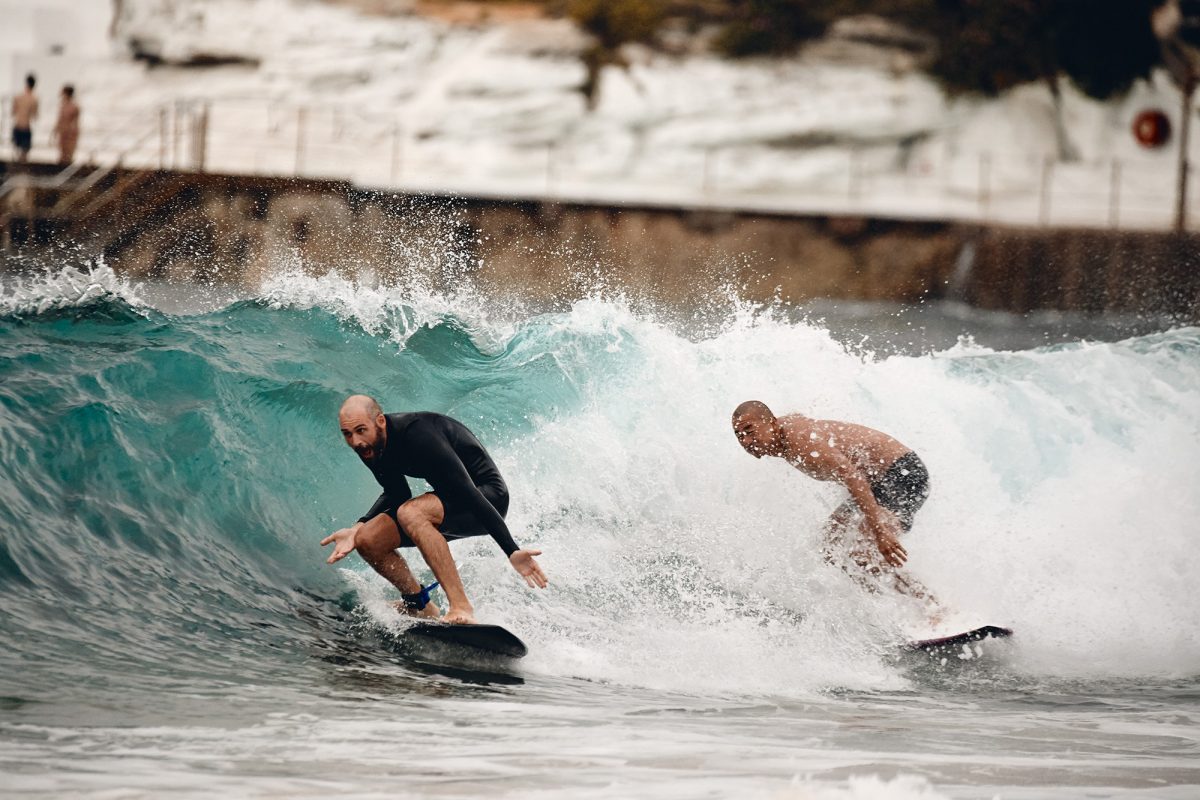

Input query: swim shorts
[867,451,930,530]
[389,483,510,548]
[831,451,930,532]
[12,127,31,151]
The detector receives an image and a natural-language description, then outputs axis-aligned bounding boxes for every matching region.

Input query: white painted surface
[3,0,1196,230]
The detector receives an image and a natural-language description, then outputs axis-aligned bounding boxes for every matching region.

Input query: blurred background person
[11,73,38,163]
[53,84,80,164]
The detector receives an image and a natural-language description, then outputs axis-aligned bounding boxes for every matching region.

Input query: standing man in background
[53,85,80,165]
[11,74,38,163]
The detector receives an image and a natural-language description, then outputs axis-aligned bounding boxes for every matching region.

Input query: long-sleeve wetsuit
[357,412,519,556]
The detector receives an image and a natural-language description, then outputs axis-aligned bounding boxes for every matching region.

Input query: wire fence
[4,96,1197,232]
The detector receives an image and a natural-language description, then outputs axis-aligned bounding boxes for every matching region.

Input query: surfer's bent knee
[394,495,443,533]
[357,514,400,556]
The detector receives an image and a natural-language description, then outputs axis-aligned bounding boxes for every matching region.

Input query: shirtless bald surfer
[731,401,936,601]
[322,395,547,624]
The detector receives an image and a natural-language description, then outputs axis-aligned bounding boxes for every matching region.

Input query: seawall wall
[3,168,1197,321]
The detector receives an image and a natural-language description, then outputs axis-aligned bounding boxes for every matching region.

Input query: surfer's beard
[355,429,385,466]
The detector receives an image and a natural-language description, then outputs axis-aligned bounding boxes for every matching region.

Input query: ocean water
[1,264,1198,799]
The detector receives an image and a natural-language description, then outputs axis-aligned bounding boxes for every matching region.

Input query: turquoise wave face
[2,268,1200,697]
[0,292,595,691]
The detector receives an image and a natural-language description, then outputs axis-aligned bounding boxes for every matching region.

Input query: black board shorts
[390,483,509,547]
[12,127,31,151]
[834,451,930,531]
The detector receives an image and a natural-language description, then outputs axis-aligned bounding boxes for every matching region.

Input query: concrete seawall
[3,167,1198,321]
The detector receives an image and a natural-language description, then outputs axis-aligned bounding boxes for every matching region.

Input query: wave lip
[0,264,148,318]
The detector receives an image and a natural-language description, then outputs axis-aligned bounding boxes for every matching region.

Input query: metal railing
[5,96,1198,232]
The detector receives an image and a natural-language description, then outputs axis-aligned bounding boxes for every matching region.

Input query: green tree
[567,0,666,106]
[892,1,1163,159]
[914,1,1053,96]
[568,0,665,49]
[713,0,829,56]
[1055,1,1162,98]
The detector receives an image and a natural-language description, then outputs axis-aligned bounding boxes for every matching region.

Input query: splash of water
[2,266,1198,701]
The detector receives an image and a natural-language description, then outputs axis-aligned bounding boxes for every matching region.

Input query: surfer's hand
[872,517,907,568]
[321,525,360,565]
[509,549,548,589]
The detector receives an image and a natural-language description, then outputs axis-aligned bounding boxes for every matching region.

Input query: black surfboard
[403,621,528,659]
[905,625,1013,657]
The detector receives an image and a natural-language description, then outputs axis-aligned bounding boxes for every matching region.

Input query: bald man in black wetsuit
[322,395,547,624]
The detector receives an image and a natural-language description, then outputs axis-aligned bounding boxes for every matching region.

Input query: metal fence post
[158,106,167,169]
[1175,79,1195,232]
[849,147,861,202]
[171,101,181,170]
[702,146,716,194]
[1039,155,1054,226]
[978,152,991,220]
[943,141,956,195]
[1109,158,1122,229]
[193,101,209,172]
[295,106,307,175]
[390,122,403,184]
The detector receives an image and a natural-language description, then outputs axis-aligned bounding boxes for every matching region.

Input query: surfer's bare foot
[441,606,476,625]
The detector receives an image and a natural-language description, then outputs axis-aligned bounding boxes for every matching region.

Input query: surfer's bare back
[322,395,547,625]
[731,400,936,600]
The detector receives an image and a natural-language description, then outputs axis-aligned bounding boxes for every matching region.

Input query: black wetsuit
[358,412,519,556]
[833,451,930,531]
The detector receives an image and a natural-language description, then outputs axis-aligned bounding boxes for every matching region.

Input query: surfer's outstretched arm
[321,523,364,564]
[325,488,408,564]
[408,421,549,588]
[323,486,403,564]
[890,570,940,611]
[321,515,441,618]
[508,549,547,588]
[824,453,907,568]
[822,506,942,613]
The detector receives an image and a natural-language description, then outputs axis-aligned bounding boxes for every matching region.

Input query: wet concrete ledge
[2,165,1197,322]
